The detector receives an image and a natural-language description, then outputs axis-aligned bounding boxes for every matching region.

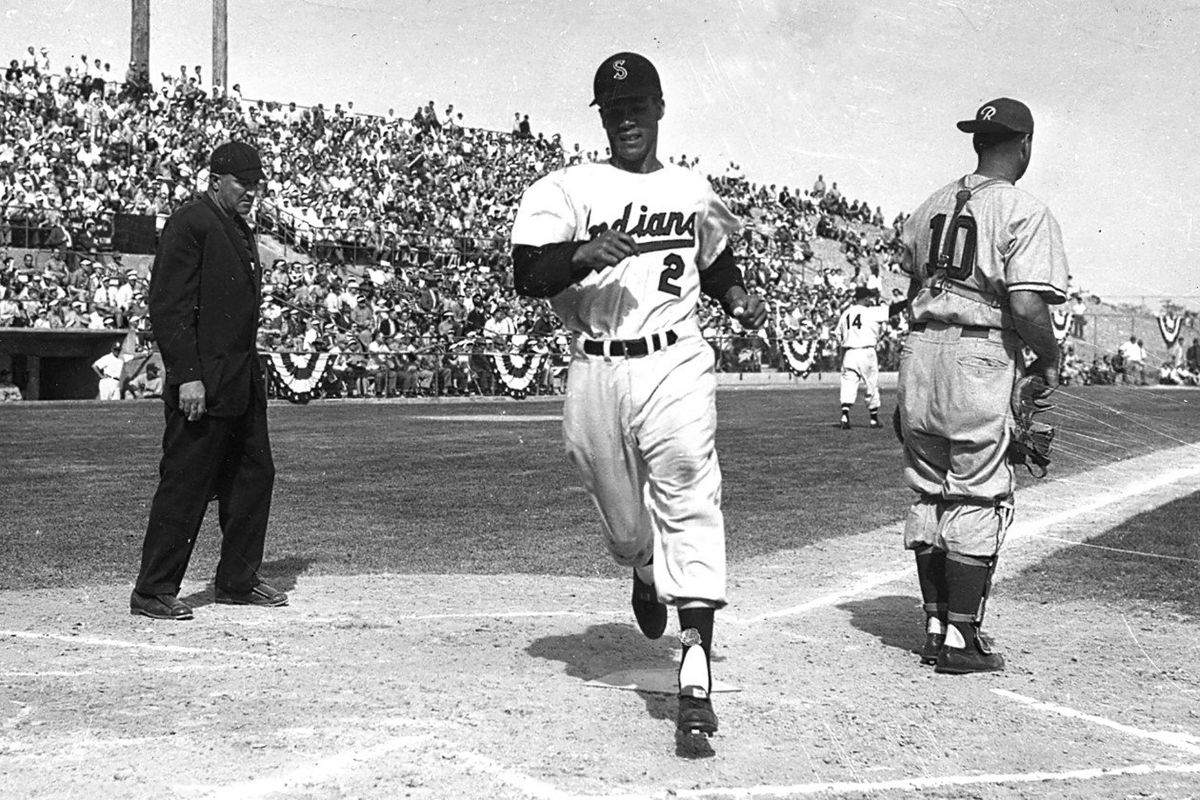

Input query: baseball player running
[511,51,766,737]
[897,97,1066,674]
[835,285,889,429]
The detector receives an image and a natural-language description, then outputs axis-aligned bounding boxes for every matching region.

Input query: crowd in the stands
[0,45,914,391]
[17,46,1194,399]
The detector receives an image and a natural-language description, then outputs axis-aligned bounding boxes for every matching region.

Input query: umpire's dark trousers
[135,401,275,596]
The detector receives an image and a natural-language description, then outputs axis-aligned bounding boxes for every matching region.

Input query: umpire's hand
[178,380,207,421]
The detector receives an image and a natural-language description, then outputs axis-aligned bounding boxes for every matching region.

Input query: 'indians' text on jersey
[900,174,1069,328]
[510,162,739,340]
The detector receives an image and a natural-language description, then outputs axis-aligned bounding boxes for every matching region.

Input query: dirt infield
[3,440,1199,799]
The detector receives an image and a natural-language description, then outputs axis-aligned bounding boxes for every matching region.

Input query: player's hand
[725,289,768,330]
[178,380,207,421]
[572,230,640,272]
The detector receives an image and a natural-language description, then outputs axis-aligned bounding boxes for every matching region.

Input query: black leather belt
[910,323,993,339]
[582,330,679,357]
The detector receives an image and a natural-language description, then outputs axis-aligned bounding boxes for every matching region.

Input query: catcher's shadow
[526,621,722,760]
[837,594,922,655]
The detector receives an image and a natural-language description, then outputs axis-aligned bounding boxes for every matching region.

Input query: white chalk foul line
[180,734,434,800]
[1,630,271,660]
[448,748,646,800]
[994,689,1200,755]
[745,565,910,623]
[742,455,1200,625]
[1024,533,1200,563]
[1013,461,1200,535]
[179,733,645,800]
[668,762,1200,798]
[0,663,240,678]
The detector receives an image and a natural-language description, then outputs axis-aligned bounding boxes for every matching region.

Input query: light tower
[131,0,149,74]
[213,0,228,94]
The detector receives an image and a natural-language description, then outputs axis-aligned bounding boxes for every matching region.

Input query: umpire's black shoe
[935,632,1004,674]
[677,691,718,736]
[919,633,944,665]
[130,591,194,621]
[215,581,289,607]
[631,569,667,640]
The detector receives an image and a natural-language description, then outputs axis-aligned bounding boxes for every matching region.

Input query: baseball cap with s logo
[590,52,662,107]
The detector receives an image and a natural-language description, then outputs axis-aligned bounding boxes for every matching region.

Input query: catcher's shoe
[677,691,718,736]
[935,632,1004,674]
[919,633,944,665]
[631,569,667,640]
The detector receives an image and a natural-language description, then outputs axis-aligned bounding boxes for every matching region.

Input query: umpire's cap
[956,98,1034,135]
[591,52,661,107]
[210,141,266,182]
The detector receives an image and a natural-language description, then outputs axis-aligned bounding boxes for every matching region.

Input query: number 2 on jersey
[927,213,977,281]
[657,253,684,297]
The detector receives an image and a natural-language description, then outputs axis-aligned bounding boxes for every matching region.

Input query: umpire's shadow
[837,594,923,655]
[526,622,724,758]
[179,555,314,609]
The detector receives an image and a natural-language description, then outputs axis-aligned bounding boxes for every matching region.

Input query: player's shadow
[179,555,313,609]
[526,622,721,760]
[837,594,922,655]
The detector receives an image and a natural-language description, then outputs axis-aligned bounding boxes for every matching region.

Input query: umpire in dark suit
[131,141,287,620]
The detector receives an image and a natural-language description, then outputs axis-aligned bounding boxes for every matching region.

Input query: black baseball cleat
[869,417,882,429]
[840,416,851,430]
[935,632,1005,674]
[677,692,718,737]
[631,569,667,640]
[919,633,944,665]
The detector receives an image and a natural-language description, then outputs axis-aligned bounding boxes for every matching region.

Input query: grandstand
[1,45,1195,400]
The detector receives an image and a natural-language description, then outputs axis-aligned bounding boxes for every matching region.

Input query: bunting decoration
[1157,315,1183,348]
[1050,308,1073,343]
[265,352,336,404]
[491,351,548,399]
[479,334,549,400]
[780,337,818,378]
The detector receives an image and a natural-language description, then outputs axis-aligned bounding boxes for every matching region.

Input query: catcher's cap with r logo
[591,52,662,107]
[956,97,1034,135]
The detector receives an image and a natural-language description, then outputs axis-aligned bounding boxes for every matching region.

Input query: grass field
[3,385,1199,799]
[3,386,1197,596]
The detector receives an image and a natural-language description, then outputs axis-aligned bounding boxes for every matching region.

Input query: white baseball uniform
[511,162,739,605]
[93,351,125,400]
[836,301,888,410]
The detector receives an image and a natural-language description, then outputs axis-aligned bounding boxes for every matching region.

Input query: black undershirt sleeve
[512,242,588,298]
[699,246,744,312]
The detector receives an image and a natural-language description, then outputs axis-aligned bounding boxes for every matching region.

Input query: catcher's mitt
[1008,375,1056,478]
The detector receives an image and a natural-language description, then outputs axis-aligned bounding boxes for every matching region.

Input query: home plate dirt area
[2,390,1199,799]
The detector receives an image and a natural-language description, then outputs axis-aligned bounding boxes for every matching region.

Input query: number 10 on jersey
[927,213,978,281]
